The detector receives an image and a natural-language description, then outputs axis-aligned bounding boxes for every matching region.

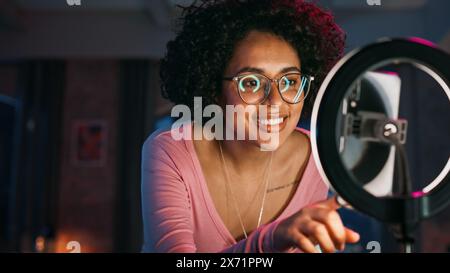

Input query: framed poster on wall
[71,120,107,167]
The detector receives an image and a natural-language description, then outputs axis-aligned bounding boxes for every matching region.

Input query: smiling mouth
[258,117,284,126]
[255,114,289,133]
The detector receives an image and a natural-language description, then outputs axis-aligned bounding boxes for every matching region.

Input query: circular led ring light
[311,38,450,223]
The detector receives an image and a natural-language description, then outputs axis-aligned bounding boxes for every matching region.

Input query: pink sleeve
[141,137,197,252]
[218,220,290,253]
[141,136,288,253]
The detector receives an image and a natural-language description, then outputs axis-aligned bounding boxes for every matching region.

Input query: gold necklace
[218,141,273,239]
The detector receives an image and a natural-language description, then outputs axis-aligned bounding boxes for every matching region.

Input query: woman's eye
[240,79,260,92]
[282,76,299,87]
[281,80,295,86]
[244,80,258,87]
[282,80,296,86]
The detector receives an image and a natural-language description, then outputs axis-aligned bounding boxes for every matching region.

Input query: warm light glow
[35,236,46,253]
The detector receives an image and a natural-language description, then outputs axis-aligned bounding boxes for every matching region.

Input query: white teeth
[258,117,284,126]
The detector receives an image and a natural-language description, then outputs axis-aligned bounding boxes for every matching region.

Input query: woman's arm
[141,138,196,252]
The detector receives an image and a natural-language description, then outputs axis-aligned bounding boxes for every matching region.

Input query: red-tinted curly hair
[160,0,346,119]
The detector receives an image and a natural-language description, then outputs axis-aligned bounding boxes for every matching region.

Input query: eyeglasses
[223,72,314,105]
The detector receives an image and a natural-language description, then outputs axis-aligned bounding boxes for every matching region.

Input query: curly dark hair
[160,0,346,120]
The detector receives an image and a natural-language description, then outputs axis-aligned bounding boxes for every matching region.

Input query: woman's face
[222,30,304,150]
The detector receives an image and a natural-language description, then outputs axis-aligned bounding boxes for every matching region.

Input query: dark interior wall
[0,59,169,253]
[115,60,150,253]
[0,61,65,252]
[115,60,170,252]
[0,65,17,97]
[0,64,19,251]
[55,60,120,252]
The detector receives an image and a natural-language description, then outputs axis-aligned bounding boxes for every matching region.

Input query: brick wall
[54,60,119,253]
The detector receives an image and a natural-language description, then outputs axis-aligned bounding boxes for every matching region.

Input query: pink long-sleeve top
[141,124,329,253]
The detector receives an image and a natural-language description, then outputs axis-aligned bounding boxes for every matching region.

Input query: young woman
[141,0,360,253]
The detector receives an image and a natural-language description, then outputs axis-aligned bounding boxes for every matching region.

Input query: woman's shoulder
[144,127,176,147]
[145,121,191,145]
[288,127,311,149]
[295,127,310,136]
[142,124,193,161]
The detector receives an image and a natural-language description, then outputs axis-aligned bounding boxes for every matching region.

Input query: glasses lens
[237,74,268,104]
[279,74,311,103]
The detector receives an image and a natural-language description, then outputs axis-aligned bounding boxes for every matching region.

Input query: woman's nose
[264,80,284,106]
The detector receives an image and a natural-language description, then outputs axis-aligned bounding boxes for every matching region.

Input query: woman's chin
[254,134,288,151]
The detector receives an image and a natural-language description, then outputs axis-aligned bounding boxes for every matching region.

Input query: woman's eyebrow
[235,66,301,75]
[279,66,301,74]
[235,66,265,74]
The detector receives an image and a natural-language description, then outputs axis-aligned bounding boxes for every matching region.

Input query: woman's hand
[273,197,360,253]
